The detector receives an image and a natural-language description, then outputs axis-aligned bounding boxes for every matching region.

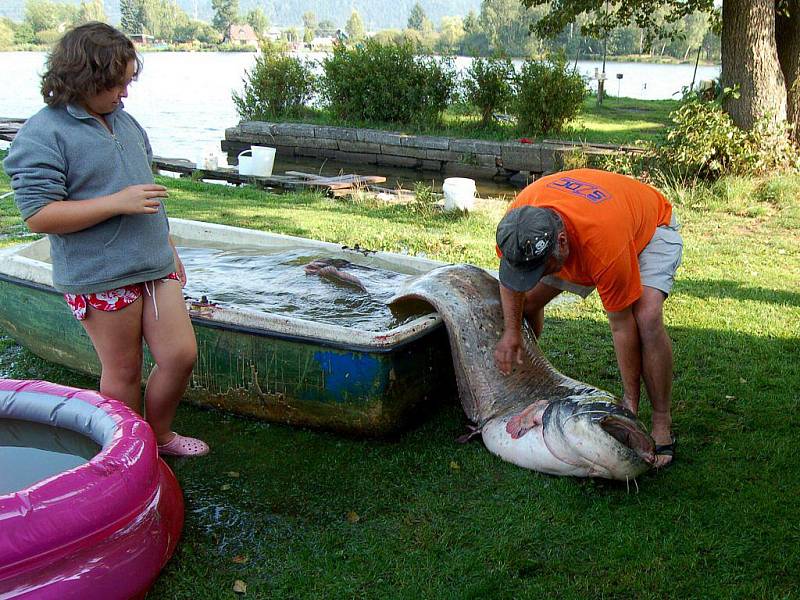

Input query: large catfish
[390,264,655,480]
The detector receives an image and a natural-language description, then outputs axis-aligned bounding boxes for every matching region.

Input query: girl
[3,22,209,456]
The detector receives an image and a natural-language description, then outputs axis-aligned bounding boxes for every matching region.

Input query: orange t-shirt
[504,169,673,312]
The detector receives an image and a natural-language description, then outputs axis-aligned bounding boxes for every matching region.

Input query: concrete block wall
[222,121,634,180]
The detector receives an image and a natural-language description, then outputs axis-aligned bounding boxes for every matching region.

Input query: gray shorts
[542,213,683,299]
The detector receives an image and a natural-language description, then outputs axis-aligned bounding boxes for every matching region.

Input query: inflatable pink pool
[0,380,184,599]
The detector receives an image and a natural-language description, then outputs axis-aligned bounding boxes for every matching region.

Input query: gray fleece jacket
[3,103,175,294]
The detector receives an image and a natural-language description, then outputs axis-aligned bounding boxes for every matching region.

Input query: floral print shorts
[64,273,181,321]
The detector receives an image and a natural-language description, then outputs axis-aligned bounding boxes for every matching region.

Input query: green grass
[271,96,679,147]
[1,153,799,599]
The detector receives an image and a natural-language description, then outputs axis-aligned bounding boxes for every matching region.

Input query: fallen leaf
[233,580,247,594]
[221,484,231,491]
[725,395,736,400]
[227,471,240,478]
[346,511,360,523]
[740,378,747,384]
[449,461,460,471]
[232,555,249,564]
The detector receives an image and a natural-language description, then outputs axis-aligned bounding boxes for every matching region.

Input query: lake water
[0,51,720,161]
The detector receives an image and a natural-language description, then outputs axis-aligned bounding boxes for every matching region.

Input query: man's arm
[606,307,642,410]
[494,284,526,375]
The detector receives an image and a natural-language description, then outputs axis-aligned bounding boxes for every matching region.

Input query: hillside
[0,0,482,30]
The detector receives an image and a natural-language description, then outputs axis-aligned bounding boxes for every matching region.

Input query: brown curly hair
[41,22,142,107]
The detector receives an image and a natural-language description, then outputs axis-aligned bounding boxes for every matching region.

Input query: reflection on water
[179,247,430,330]
[0,418,100,494]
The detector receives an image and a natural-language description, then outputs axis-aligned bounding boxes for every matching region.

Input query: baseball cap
[496,206,560,292]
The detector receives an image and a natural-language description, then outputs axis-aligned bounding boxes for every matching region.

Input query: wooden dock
[0,118,25,143]
[151,157,387,197]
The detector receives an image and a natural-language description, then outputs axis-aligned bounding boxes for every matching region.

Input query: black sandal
[654,434,677,468]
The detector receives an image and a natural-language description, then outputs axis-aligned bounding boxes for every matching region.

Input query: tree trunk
[776,0,800,141]
[721,0,787,129]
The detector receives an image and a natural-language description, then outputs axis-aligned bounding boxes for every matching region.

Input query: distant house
[129,33,155,45]
[263,27,282,42]
[227,24,258,45]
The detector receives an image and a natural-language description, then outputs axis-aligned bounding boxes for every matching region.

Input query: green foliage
[245,8,268,37]
[408,181,440,216]
[512,53,588,136]
[76,0,105,24]
[211,0,238,36]
[320,39,456,125]
[407,1,429,31]
[463,55,515,127]
[24,0,77,33]
[232,41,316,120]
[0,19,16,50]
[345,10,365,41]
[656,95,800,180]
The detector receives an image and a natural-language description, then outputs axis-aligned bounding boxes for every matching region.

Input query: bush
[232,41,316,121]
[512,53,587,136]
[462,56,515,127]
[320,39,456,125]
[656,94,800,180]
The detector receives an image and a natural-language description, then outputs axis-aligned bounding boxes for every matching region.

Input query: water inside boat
[0,418,101,494]
[179,247,431,330]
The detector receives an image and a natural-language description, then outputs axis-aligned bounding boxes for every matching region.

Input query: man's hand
[495,329,524,375]
[113,184,167,215]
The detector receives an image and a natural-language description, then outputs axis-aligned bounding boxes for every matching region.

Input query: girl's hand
[172,246,187,287]
[113,184,167,214]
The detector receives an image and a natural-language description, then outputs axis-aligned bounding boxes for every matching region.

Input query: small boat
[0,219,455,435]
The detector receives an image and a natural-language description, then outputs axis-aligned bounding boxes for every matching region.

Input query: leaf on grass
[227,471,240,478]
[725,395,736,400]
[346,511,360,523]
[233,580,247,594]
[221,484,231,491]
[449,461,460,471]
[232,555,249,564]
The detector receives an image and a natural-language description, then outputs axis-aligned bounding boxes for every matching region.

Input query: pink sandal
[157,432,210,457]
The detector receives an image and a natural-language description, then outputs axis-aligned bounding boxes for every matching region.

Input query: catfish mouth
[600,415,656,464]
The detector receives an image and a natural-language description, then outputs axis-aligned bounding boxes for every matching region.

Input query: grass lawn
[1,155,798,599]
[271,96,679,147]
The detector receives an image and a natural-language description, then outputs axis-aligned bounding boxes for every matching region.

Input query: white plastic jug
[442,177,476,212]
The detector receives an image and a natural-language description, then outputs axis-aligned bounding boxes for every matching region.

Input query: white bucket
[251,145,276,177]
[442,177,476,212]
[237,146,275,177]
[238,150,253,175]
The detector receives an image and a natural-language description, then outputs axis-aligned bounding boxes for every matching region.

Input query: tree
[520,0,800,137]
[212,0,238,38]
[25,0,77,33]
[246,7,268,38]
[438,15,465,54]
[345,10,365,40]
[77,0,105,23]
[302,11,317,34]
[407,2,429,31]
[120,0,143,34]
[481,0,545,56]
[0,18,14,50]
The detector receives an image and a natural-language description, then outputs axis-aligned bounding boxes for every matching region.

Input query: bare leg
[633,286,674,467]
[141,280,198,444]
[80,299,145,414]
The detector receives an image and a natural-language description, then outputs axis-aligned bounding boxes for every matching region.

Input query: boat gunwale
[0,272,445,353]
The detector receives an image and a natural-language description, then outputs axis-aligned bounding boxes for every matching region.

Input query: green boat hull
[0,275,454,435]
